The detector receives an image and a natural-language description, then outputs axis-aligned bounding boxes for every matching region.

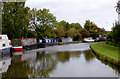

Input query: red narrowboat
[11,38,37,52]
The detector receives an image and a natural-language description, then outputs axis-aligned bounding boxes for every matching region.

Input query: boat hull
[0,47,11,56]
[12,44,37,52]
[12,46,23,51]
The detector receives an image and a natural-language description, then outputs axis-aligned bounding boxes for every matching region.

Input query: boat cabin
[0,35,11,49]
[0,35,11,55]
[39,39,58,43]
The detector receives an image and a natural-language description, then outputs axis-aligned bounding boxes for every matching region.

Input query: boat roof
[0,35,8,40]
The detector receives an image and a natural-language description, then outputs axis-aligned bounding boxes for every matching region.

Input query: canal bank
[90,42,120,66]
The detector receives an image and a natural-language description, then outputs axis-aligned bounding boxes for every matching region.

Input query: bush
[106,22,120,47]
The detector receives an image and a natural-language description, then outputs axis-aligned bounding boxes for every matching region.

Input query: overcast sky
[25,0,118,31]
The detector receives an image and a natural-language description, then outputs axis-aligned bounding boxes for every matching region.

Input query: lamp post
[116,0,120,24]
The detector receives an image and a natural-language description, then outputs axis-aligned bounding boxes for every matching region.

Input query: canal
[1,43,120,77]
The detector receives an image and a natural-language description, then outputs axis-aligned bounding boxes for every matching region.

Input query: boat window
[3,44,5,47]
[0,37,1,39]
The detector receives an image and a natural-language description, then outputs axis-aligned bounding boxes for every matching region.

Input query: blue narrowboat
[38,38,58,48]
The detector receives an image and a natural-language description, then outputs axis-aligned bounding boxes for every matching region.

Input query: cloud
[25,0,118,31]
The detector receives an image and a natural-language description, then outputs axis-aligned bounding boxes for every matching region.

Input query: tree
[79,28,90,37]
[57,20,70,31]
[28,8,37,29]
[84,20,101,37]
[54,24,65,39]
[0,2,2,34]
[2,2,30,39]
[112,23,120,44]
[106,22,120,46]
[70,23,82,30]
[33,8,57,39]
[67,28,80,40]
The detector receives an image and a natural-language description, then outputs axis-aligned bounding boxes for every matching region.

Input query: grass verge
[90,42,120,66]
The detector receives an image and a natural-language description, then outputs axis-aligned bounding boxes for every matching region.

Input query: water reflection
[0,57,11,74]
[56,51,81,63]
[96,56,120,74]
[0,53,11,78]
[2,49,120,77]
[84,50,95,62]
[29,52,57,77]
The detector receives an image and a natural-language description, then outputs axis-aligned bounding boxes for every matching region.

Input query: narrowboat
[38,38,58,48]
[11,38,37,52]
[94,37,106,42]
[83,37,95,43]
[0,35,12,56]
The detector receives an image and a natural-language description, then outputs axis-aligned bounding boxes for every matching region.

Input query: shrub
[106,22,120,47]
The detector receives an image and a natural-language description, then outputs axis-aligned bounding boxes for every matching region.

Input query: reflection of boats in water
[12,51,36,62]
[0,49,12,79]
[21,51,36,61]
[0,58,11,74]
[0,53,11,77]
[13,51,22,55]
[0,35,12,56]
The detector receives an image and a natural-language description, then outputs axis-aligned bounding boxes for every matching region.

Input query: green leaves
[106,22,120,47]
[84,20,104,37]
[29,8,57,39]
[70,23,82,30]
[2,2,30,39]
[2,2,104,41]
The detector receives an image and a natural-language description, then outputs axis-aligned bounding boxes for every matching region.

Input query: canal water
[1,43,119,77]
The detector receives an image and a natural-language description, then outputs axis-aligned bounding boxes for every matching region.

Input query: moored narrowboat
[0,35,12,56]
[38,38,58,48]
[11,38,37,52]
[83,37,95,43]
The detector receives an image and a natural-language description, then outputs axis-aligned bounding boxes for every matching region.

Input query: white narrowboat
[83,37,95,43]
[0,35,12,55]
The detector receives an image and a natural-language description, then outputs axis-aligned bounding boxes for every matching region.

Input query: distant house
[62,37,73,43]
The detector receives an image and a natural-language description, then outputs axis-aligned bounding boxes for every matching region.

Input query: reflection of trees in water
[90,49,120,74]
[101,60,120,75]
[56,51,81,63]
[3,52,57,77]
[29,53,57,77]
[84,50,95,62]
[3,50,119,77]
[3,60,30,77]
[56,52,71,63]
[70,51,81,58]
[94,54,120,74]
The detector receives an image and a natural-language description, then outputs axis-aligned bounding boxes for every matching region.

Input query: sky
[25,0,118,31]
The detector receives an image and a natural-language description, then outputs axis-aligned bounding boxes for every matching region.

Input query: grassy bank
[90,42,120,66]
